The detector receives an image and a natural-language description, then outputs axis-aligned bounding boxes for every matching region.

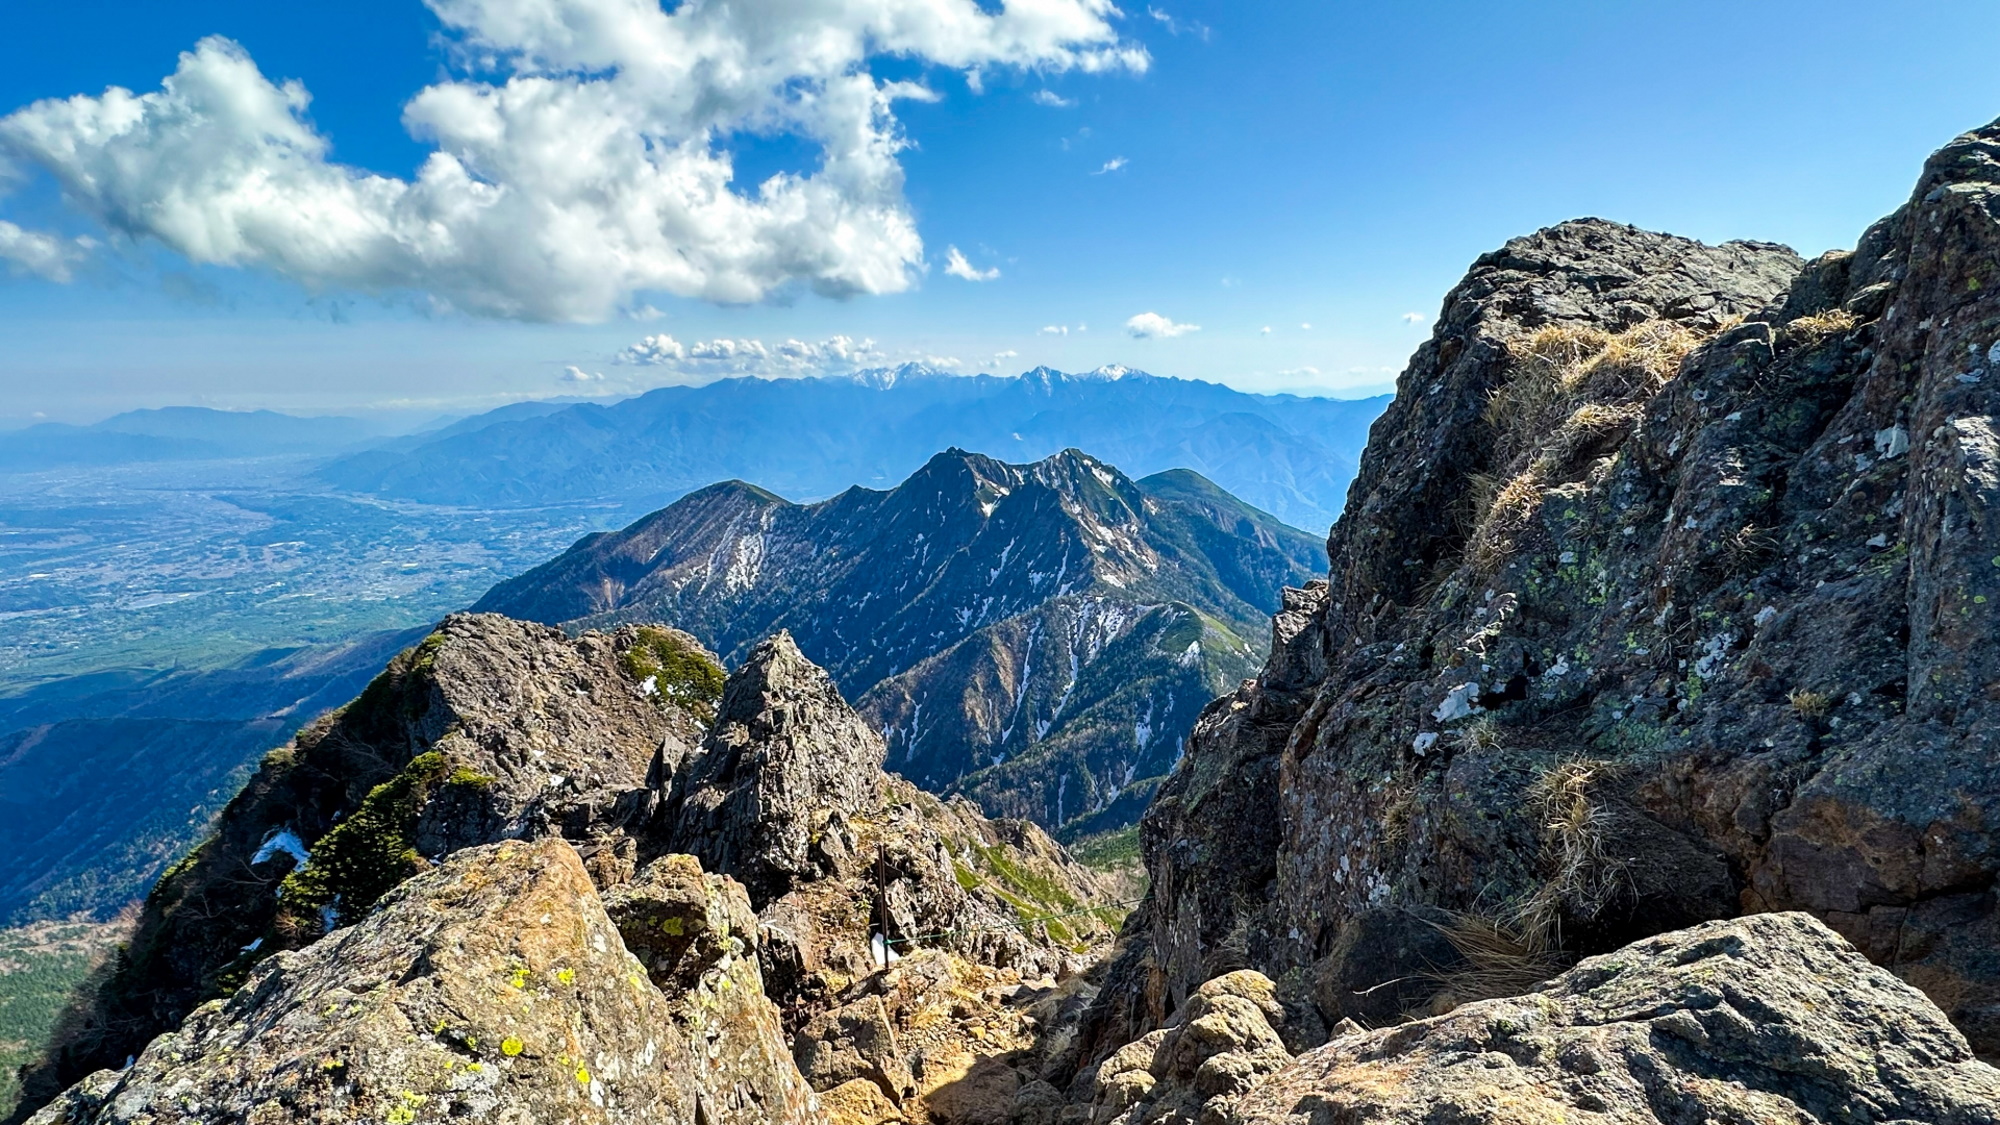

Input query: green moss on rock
[279,752,453,927]
[620,626,725,723]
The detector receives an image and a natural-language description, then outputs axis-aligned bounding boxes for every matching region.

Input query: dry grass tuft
[1513,758,1622,949]
[1788,688,1832,720]
[1429,912,1568,1009]
[1466,466,1546,573]
[1423,757,1629,1011]
[1451,717,1504,752]
[1467,320,1705,574]
[1786,307,1858,343]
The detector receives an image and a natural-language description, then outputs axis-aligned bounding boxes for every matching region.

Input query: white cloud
[1038,324,1069,336]
[1146,6,1211,39]
[1402,311,1426,324]
[1092,156,1129,175]
[994,349,1019,359]
[1031,90,1075,108]
[0,220,84,281]
[616,332,885,376]
[0,2,1146,321]
[559,365,604,382]
[1300,322,1312,330]
[1259,325,1271,335]
[943,245,999,281]
[1125,311,1198,339]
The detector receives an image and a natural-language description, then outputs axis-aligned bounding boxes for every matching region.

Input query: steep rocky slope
[475,450,1323,837]
[1079,116,2000,1094]
[12,616,1118,1124]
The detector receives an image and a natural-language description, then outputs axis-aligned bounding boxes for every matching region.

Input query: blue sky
[2,0,1998,424]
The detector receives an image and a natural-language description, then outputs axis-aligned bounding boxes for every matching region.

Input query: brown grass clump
[1466,466,1546,573]
[1785,307,1858,344]
[1788,688,1832,720]
[1467,320,1704,573]
[1428,913,1567,1011]
[1515,759,1620,947]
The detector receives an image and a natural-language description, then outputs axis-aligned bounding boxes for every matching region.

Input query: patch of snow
[1411,732,1438,755]
[638,674,659,696]
[870,932,901,968]
[1754,606,1779,628]
[724,533,766,592]
[252,829,310,868]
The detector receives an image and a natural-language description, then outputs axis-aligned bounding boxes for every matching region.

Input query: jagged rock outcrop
[1227,913,2000,1124]
[14,614,713,1110]
[665,632,889,904]
[653,632,1120,1063]
[29,839,720,1125]
[1077,970,1294,1125]
[475,451,1323,837]
[604,852,824,1125]
[1083,115,2000,1075]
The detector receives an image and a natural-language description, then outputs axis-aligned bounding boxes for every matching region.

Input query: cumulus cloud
[1402,311,1426,324]
[559,365,604,382]
[1092,156,1128,174]
[616,332,885,376]
[1259,325,1271,335]
[0,1,1146,321]
[1125,311,1197,339]
[943,245,999,281]
[1038,324,1069,335]
[0,220,85,281]
[1031,90,1075,108]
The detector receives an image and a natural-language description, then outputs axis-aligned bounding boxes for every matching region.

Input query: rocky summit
[474,449,1324,839]
[21,115,2000,1125]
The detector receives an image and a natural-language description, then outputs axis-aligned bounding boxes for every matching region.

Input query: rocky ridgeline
[14,616,1118,1124]
[474,449,1325,839]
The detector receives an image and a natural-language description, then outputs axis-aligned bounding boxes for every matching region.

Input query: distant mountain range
[326,366,1388,533]
[475,448,1324,838]
[0,408,395,469]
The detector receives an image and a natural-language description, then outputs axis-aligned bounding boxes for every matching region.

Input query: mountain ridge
[322,367,1388,532]
[474,448,1323,835]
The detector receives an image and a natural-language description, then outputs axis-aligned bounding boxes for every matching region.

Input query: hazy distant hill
[475,449,1323,836]
[0,407,389,469]
[325,366,1388,532]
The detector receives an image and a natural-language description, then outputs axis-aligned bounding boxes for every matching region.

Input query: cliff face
[1099,118,2000,1068]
